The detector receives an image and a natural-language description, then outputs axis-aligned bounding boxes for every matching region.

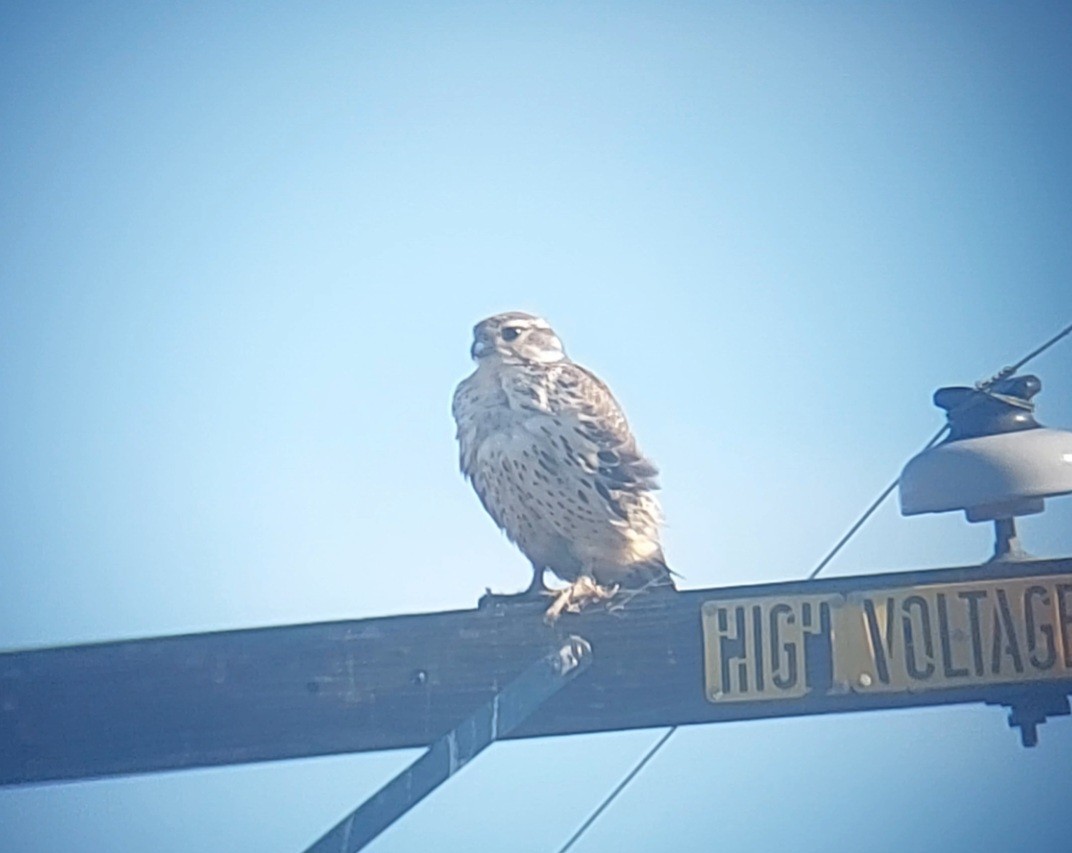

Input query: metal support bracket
[302,635,593,853]
[1003,692,1071,747]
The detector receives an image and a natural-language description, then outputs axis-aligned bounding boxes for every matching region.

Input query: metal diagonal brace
[302,635,593,853]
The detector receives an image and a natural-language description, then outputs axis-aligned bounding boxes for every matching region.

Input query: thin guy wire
[555,726,678,853]
[553,318,1072,852]
[807,318,1072,581]
[980,320,1072,387]
[805,426,947,580]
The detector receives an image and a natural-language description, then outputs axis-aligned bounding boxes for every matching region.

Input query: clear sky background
[2,3,1072,851]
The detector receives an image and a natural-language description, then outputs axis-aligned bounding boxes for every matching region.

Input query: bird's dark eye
[501,327,522,342]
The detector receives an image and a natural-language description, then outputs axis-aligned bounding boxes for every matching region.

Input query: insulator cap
[900,375,1072,521]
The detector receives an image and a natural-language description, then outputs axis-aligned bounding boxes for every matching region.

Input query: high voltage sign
[703,573,1072,702]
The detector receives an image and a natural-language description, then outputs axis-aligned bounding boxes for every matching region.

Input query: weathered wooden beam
[2,558,1071,786]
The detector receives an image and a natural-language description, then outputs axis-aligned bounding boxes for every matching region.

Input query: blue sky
[2,3,1071,851]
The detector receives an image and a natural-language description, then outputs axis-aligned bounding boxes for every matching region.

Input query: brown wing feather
[549,363,660,496]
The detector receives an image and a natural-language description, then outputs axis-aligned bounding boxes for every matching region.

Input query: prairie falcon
[452,311,674,617]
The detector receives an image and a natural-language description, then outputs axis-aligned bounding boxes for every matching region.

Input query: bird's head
[469,312,567,365]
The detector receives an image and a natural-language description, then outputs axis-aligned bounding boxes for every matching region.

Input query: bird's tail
[621,552,678,592]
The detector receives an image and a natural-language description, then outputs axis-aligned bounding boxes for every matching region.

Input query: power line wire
[555,318,1072,851]
[555,726,678,853]
[985,320,1072,384]
[805,432,943,581]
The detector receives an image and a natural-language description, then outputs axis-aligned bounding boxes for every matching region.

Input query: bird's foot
[544,577,619,623]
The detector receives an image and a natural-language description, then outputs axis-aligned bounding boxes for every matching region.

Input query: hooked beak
[470,339,490,359]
